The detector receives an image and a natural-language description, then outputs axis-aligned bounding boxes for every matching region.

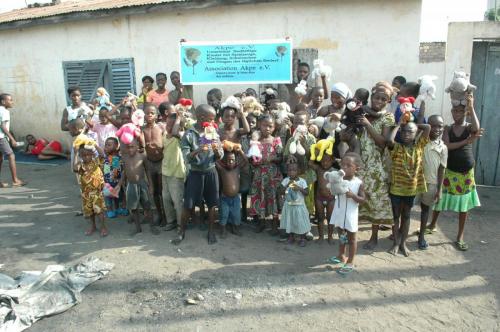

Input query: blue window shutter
[110,58,136,104]
[63,61,106,103]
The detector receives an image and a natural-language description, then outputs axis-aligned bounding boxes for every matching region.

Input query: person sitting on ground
[25,134,67,160]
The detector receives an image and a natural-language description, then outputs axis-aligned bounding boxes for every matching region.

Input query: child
[147,73,169,107]
[168,71,193,105]
[161,109,186,231]
[249,115,283,235]
[306,87,324,119]
[123,139,159,235]
[388,75,407,114]
[173,104,224,245]
[25,135,66,160]
[103,137,127,218]
[279,160,311,247]
[328,152,366,274]
[394,82,426,125]
[428,94,482,251]
[137,75,154,107]
[417,115,447,250]
[309,153,336,243]
[387,121,430,256]
[89,107,118,149]
[0,93,25,187]
[216,150,248,238]
[353,88,369,106]
[143,103,166,226]
[72,142,107,237]
[207,88,223,121]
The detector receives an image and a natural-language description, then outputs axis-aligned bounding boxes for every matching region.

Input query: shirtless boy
[143,103,166,226]
[216,150,248,238]
[123,139,159,235]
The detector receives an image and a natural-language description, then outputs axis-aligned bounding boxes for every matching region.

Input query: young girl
[249,115,283,235]
[103,137,127,219]
[280,160,311,247]
[88,108,118,149]
[428,93,482,251]
[73,142,107,237]
[328,153,366,274]
[357,82,395,250]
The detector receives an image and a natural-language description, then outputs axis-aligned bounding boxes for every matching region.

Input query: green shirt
[162,135,186,180]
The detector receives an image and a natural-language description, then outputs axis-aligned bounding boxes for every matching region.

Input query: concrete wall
[0,0,423,146]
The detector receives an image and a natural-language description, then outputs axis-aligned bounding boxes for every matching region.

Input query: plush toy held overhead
[398,96,416,124]
[312,59,332,81]
[221,96,241,110]
[289,124,308,156]
[73,133,96,148]
[310,136,334,162]
[246,131,262,163]
[294,80,308,96]
[272,102,294,126]
[116,109,144,145]
[96,87,112,111]
[200,121,219,151]
[242,96,263,117]
[324,169,349,196]
[222,140,242,153]
[341,98,366,133]
[445,71,477,107]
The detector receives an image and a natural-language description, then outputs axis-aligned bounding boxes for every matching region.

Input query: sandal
[287,237,295,245]
[418,240,429,250]
[338,264,354,275]
[416,228,435,236]
[455,241,469,251]
[12,180,27,187]
[0,182,8,188]
[326,256,343,265]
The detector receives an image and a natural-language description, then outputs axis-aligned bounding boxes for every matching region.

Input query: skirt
[434,168,481,213]
[280,203,311,235]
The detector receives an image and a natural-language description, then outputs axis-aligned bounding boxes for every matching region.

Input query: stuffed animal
[115,109,144,145]
[289,124,308,156]
[72,133,96,148]
[103,183,119,198]
[125,92,138,106]
[341,98,366,133]
[177,98,193,111]
[242,96,263,117]
[246,131,262,163]
[221,96,241,111]
[294,80,308,96]
[222,140,242,152]
[96,87,112,111]
[398,97,416,124]
[312,59,332,81]
[200,121,219,151]
[285,180,300,202]
[310,137,334,162]
[324,169,349,196]
[272,102,294,126]
[445,71,477,107]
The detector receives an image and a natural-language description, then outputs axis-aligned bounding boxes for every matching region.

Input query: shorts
[47,140,63,153]
[418,183,438,207]
[389,193,415,207]
[145,158,162,176]
[183,168,219,209]
[219,195,241,226]
[0,138,13,156]
[126,180,152,210]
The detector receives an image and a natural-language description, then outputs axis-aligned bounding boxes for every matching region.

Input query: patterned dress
[358,111,394,225]
[249,137,283,218]
[78,159,106,217]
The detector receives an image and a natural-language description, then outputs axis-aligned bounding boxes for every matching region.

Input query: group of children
[55,65,482,274]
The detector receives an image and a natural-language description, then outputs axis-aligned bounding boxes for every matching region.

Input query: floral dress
[358,111,394,225]
[249,137,283,218]
[78,158,106,217]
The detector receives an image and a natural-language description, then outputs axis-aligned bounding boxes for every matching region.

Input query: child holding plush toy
[102,137,127,219]
[327,152,366,274]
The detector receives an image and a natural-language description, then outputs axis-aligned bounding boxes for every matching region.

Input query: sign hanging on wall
[179,39,292,85]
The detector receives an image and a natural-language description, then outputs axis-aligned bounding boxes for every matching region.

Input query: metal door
[471,42,500,186]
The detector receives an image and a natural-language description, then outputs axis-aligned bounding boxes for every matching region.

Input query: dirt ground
[1,162,499,331]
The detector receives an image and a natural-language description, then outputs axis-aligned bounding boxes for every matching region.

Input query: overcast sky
[0,0,489,42]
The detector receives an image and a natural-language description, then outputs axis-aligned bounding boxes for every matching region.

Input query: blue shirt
[181,126,224,172]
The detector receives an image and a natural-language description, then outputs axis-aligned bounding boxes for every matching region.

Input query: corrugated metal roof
[0,0,185,25]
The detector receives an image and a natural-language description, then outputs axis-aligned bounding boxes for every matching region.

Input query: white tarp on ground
[0,257,114,332]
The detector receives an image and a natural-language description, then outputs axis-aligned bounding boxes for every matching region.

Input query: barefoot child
[279,160,311,247]
[173,104,224,245]
[123,139,159,235]
[328,152,366,274]
[309,153,336,243]
[417,115,447,250]
[387,121,430,256]
[249,115,283,235]
[72,142,108,237]
[216,150,248,238]
[103,137,127,218]
[88,108,118,149]
[143,103,166,226]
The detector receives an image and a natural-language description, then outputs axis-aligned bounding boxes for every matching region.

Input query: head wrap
[331,82,353,100]
[371,81,394,99]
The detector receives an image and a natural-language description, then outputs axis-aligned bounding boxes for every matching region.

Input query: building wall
[0,0,424,146]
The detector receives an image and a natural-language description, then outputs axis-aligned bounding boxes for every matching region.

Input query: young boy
[143,103,166,226]
[207,88,223,121]
[147,73,169,107]
[123,139,159,235]
[387,121,430,257]
[168,71,193,105]
[216,150,248,238]
[173,104,224,245]
[417,115,447,249]
[306,87,324,119]
[161,109,186,231]
[0,93,25,187]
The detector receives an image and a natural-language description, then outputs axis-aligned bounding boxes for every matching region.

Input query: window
[62,58,136,104]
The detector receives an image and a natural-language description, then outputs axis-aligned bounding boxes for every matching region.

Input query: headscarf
[371,81,394,99]
[330,82,353,100]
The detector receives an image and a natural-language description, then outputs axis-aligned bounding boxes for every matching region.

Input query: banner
[179,39,292,85]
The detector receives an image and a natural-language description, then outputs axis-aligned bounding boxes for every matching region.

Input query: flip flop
[418,240,429,250]
[12,181,27,187]
[326,256,343,264]
[337,264,354,275]
[416,228,435,236]
[0,182,8,188]
[455,241,469,251]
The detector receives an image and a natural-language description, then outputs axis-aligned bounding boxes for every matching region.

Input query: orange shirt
[146,90,169,107]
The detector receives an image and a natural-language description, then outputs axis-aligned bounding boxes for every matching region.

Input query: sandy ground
[0,162,499,332]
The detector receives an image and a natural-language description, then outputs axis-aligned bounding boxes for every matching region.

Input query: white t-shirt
[0,106,10,139]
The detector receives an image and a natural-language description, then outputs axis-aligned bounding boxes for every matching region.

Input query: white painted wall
[0,0,423,147]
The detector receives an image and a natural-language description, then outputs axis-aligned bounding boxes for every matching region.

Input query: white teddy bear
[294,80,308,96]
[445,71,477,107]
[288,124,308,156]
[312,59,332,81]
[324,169,349,196]
[415,75,438,107]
